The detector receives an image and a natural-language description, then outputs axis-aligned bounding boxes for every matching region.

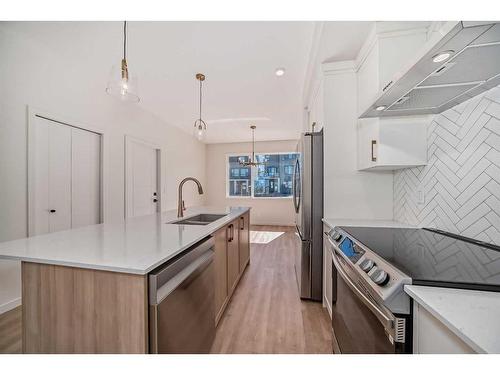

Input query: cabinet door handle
[231,224,234,241]
[228,224,233,242]
[371,140,377,162]
[240,216,244,230]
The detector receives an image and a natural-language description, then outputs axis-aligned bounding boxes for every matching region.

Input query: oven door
[330,243,409,354]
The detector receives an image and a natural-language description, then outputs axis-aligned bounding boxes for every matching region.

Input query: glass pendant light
[239,125,266,167]
[193,73,207,141]
[106,21,140,102]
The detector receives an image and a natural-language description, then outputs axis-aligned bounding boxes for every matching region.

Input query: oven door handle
[331,250,395,334]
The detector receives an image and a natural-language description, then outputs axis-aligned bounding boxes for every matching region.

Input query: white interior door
[125,136,159,218]
[71,127,101,228]
[29,115,102,236]
[31,116,50,235]
[48,121,72,232]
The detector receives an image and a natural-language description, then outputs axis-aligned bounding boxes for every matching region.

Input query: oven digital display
[339,237,365,263]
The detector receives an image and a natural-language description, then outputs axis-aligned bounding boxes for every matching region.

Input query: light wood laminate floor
[0,226,332,354]
[210,225,333,353]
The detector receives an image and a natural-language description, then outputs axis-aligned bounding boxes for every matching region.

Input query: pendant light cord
[123,21,127,60]
[252,127,255,161]
[199,79,203,121]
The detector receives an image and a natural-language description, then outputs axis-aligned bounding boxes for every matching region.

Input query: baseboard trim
[324,297,332,319]
[0,297,21,315]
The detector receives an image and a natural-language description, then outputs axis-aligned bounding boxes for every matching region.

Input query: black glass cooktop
[340,226,500,292]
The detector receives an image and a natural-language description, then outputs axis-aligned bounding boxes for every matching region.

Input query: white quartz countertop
[322,218,416,229]
[405,285,500,353]
[0,206,250,275]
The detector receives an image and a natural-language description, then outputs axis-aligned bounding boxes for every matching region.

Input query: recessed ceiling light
[432,50,454,63]
[275,68,285,77]
[375,105,387,111]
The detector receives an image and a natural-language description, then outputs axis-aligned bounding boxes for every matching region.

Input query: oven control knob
[370,269,390,286]
[359,258,375,273]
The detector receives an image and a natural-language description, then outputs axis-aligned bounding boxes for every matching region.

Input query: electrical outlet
[417,190,425,205]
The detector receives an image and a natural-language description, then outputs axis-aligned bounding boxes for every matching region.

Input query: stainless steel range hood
[360,21,500,118]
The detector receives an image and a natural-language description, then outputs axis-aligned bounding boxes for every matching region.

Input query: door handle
[49,209,56,213]
[230,224,234,241]
[293,158,300,213]
[331,250,395,336]
[240,216,244,230]
[371,140,377,162]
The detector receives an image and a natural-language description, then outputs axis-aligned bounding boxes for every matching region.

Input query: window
[228,155,251,197]
[226,152,299,198]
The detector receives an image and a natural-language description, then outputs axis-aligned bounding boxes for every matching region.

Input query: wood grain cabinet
[213,210,251,325]
[238,212,250,272]
[226,222,240,295]
[213,227,229,323]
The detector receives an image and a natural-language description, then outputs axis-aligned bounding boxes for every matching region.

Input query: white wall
[322,67,393,220]
[0,23,206,312]
[205,140,298,226]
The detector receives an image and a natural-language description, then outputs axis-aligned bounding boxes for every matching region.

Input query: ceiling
[319,22,373,63]
[131,22,315,143]
[4,21,374,143]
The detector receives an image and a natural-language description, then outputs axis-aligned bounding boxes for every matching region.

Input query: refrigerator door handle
[293,158,301,213]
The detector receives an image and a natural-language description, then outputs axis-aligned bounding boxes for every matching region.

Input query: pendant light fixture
[239,125,266,167]
[106,21,140,102]
[193,73,207,141]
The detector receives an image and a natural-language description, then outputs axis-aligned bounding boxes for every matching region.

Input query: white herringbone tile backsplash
[394,86,500,245]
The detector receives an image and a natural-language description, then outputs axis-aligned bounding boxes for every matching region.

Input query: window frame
[225,151,299,200]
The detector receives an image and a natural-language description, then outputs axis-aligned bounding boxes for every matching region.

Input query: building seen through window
[227,153,298,198]
[228,155,251,196]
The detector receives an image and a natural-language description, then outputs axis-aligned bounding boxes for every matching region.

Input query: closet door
[31,117,51,235]
[71,127,101,228]
[30,116,101,236]
[47,122,72,233]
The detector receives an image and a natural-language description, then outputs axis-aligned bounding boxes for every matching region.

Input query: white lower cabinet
[413,301,476,354]
[357,116,430,171]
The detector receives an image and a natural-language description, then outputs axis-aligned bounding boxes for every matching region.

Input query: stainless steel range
[325,225,500,354]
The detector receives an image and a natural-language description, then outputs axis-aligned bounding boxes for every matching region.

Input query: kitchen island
[0,206,251,353]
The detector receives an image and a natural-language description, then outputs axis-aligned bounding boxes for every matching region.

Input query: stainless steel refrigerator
[293,129,323,301]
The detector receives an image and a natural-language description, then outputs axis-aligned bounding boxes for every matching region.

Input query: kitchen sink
[171,214,227,226]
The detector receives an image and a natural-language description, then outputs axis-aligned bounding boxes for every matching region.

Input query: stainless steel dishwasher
[149,236,215,354]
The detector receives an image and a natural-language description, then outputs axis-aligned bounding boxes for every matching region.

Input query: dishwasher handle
[149,237,215,305]
[152,249,213,305]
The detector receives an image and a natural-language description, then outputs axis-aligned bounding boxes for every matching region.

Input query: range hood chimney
[361,22,500,118]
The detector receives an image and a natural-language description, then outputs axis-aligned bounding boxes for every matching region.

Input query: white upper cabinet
[357,116,430,171]
[357,22,431,116]
[356,23,433,171]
